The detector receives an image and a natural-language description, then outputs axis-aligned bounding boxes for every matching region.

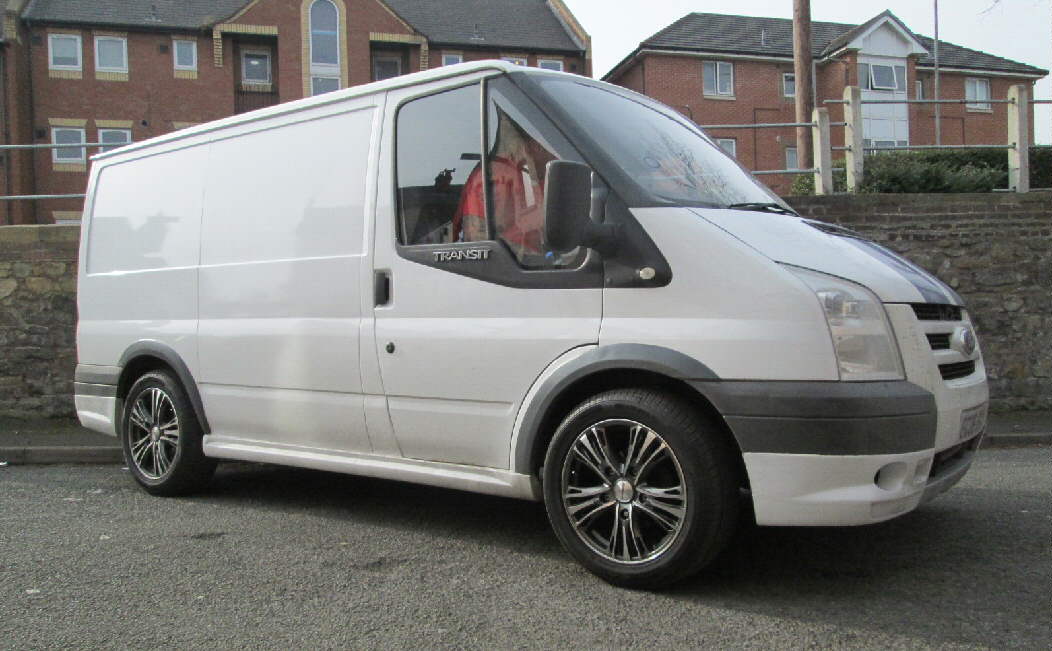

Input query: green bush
[788,147,1050,195]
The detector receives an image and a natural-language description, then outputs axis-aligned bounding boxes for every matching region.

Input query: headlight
[785,266,905,381]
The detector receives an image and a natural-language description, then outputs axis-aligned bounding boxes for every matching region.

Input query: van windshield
[526,76,788,210]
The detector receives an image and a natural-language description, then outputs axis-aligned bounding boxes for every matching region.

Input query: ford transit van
[75,61,988,588]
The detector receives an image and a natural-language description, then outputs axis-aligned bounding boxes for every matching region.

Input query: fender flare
[511,343,718,474]
[118,341,211,434]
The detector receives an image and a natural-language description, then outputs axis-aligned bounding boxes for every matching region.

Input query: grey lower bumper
[690,380,937,456]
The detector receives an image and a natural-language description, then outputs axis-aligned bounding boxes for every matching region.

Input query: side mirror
[543,161,617,255]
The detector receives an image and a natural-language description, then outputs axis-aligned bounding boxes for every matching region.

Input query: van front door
[370,77,603,469]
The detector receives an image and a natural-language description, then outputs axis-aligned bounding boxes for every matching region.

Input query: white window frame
[98,128,132,153]
[94,36,128,73]
[785,146,799,171]
[48,34,82,71]
[537,59,563,72]
[966,77,992,111]
[51,127,86,163]
[502,56,527,66]
[311,76,341,95]
[782,72,796,98]
[441,53,463,66]
[703,61,734,97]
[173,39,197,71]
[716,138,737,158]
[241,49,272,84]
[869,64,897,91]
[309,0,341,95]
[915,79,924,100]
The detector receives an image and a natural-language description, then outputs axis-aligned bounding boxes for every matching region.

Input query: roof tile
[639,12,1046,76]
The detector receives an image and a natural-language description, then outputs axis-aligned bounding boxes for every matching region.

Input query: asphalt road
[1,447,1049,650]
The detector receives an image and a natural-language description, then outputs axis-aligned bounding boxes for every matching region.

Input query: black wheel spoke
[561,419,686,564]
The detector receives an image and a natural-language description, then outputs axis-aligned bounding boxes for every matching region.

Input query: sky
[562,0,1052,144]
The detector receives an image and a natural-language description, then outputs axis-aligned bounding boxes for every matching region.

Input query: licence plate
[959,403,988,442]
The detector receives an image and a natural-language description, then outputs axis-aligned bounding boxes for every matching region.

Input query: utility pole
[793,0,814,169]
[934,0,941,145]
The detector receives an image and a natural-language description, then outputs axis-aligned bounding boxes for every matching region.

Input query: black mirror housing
[544,161,618,256]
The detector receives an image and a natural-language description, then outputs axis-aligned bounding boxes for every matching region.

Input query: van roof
[92,60,563,163]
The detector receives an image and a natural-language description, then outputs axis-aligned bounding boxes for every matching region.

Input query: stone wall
[786,193,1051,411]
[0,193,1048,417]
[0,225,79,417]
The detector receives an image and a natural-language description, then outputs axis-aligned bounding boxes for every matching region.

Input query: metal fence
[701,83,1047,195]
[0,141,115,203]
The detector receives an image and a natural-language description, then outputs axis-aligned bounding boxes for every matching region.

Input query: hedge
[789,147,1052,195]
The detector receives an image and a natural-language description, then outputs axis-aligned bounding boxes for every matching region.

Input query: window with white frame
[869,64,896,90]
[915,79,924,99]
[703,61,733,96]
[716,138,737,158]
[538,59,563,71]
[52,128,86,163]
[48,34,82,70]
[95,36,128,73]
[309,0,341,95]
[502,56,527,66]
[441,53,463,66]
[242,50,272,84]
[782,72,795,97]
[966,78,991,110]
[311,77,340,95]
[372,55,402,81]
[98,128,132,153]
[785,146,799,170]
[173,39,197,71]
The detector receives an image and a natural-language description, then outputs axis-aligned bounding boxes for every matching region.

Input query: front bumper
[692,378,986,526]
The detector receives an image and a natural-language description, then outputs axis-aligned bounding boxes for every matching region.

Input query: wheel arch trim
[510,343,719,475]
[117,341,211,434]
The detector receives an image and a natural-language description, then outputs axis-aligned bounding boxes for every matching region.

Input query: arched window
[309,0,340,94]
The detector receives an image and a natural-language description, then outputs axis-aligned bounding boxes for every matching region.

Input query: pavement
[0,409,1048,465]
[2,448,1050,648]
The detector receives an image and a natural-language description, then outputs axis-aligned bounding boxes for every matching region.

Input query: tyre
[542,388,740,589]
[120,370,216,496]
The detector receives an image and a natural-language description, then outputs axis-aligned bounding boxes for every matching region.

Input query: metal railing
[0,142,121,203]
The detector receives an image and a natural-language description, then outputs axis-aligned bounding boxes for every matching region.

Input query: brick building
[0,0,590,224]
[604,11,1048,194]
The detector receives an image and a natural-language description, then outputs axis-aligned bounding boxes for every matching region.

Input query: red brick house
[0,0,590,224]
[604,11,1047,194]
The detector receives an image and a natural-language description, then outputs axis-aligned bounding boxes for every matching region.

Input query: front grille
[912,303,962,321]
[926,333,951,350]
[939,360,975,380]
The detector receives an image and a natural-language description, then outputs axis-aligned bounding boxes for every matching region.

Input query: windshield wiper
[726,202,798,216]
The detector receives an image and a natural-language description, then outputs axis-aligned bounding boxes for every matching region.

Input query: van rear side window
[87,147,207,274]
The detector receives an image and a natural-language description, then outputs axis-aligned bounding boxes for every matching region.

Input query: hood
[692,208,963,306]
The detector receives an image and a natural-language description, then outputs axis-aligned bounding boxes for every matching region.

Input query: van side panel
[76,146,208,434]
[197,106,375,453]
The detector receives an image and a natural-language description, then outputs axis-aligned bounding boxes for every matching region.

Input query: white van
[75,61,988,588]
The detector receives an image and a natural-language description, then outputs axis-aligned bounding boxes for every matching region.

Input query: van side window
[396,83,482,245]
[485,78,585,270]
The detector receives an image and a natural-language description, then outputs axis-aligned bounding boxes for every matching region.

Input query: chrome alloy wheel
[127,387,180,480]
[560,419,687,564]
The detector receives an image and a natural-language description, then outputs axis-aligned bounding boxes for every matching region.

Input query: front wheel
[121,370,216,496]
[543,388,740,589]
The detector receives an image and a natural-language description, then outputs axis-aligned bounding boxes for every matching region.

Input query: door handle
[374,270,391,306]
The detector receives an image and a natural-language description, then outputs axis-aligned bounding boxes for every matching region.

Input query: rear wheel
[121,370,215,496]
[543,388,739,589]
